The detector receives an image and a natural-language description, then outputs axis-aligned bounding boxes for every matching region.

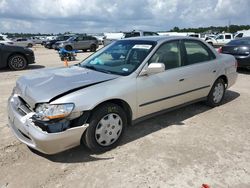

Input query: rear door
[179,39,218,99]
[216,35,224,46]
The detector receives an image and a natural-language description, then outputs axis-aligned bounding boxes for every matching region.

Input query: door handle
[179,78,185,82]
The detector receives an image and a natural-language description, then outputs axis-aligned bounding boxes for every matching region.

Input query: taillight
[218,47,222,53]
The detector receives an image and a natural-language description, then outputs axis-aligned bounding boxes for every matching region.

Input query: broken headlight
[35,103,74,121]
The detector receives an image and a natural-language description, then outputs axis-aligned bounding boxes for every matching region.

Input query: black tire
[65,45,73,51]
[206,78,226,107]
[27,43,33,48]
[90,44,96,52]
[82,49,87,52]
[8,54,28,70]
[83,103,127,153]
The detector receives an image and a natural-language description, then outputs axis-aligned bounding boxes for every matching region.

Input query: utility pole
[228,20,231,33]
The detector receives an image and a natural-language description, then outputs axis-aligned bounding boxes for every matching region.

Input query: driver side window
[148,41,181,70]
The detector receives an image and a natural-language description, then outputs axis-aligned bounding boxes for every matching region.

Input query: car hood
[16,66,119,107]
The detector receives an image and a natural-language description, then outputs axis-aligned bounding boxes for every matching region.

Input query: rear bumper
[8,95,88,154]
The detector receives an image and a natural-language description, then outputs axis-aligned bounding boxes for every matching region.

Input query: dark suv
[54,35,99,52]
[45,35,74,49]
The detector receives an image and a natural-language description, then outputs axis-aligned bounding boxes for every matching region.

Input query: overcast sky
[0,0,249,34]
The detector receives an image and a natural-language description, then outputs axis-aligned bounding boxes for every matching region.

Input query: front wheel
[8,54,28,70]
[206,78,226,107]
[83,103,127,152]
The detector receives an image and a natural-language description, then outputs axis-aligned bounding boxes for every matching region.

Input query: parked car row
[43,34,99,52]
[103,30,159,46]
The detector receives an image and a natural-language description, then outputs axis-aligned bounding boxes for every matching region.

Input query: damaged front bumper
[7,94,89,154]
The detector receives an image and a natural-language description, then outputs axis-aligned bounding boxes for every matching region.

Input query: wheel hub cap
[213,83,224,103]
[95,113,123,146]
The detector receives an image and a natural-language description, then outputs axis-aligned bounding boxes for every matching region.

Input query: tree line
[169,25,250,34]
[2,25,250,38]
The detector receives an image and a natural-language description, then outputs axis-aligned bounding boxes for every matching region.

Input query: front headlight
[35,103,74,121]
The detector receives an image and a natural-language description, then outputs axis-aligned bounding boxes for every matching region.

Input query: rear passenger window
[184,41,215,65]
[148,41,181,70]
[225,35,232,39]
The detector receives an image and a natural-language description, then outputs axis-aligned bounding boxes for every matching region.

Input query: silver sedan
[8,36,237,154]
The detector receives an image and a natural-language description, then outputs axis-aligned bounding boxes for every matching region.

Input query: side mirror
[140,63,165,76]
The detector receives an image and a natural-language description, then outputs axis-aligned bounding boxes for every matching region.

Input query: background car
[220,37,250,69]
[103,30,159,46]
[0,34,14,45]
[12,38,35,48]
[45,35,75,49]
[54,35,99,52]
[0,45,35,70]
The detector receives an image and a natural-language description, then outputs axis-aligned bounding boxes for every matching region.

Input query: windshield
[67,36,76,42]
[79,40,156,76]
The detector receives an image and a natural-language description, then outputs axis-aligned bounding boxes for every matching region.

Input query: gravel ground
[0,46,250,188]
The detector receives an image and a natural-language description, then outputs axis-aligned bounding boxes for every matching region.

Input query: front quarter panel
[50,75,137,119]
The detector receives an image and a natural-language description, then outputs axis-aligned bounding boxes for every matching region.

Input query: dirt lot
[0,46,250,188]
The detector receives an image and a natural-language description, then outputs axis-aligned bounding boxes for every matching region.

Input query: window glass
[80,40,156,76]
[77,36,84,41]
[217,35,224,39]
[184,41,215,65]
[225,35,232,39]
[143,32,159,36]
[148,41,181,70]
[124,32,140,38]
[236,33,243,38]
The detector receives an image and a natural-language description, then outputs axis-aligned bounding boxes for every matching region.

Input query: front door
[136,40,187,118]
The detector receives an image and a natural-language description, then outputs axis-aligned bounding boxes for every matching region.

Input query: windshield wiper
[83,65,97,71]
[83,65,112,74]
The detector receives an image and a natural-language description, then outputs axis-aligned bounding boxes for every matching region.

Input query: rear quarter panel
[216,53,237,88]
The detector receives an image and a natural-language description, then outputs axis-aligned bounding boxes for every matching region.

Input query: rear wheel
[206,78,225,107]
[90,44,96,52]
[27,43,33,48]
[83,103,127,152]
[8,54,28,70]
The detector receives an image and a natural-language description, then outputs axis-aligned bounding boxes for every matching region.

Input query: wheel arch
[217,75,228,88]
[7,52,28,64]
[90,99,133,126]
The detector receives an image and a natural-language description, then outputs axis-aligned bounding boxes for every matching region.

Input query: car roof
[120,35,198,42]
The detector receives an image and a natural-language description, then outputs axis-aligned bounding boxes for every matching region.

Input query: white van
[234,30,250,38]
